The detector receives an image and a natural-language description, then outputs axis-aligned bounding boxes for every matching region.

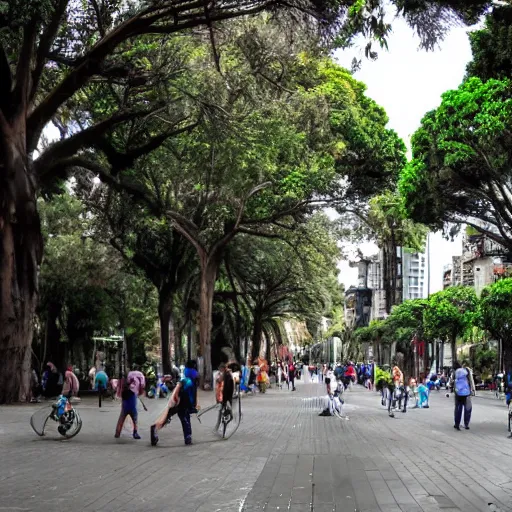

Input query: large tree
[479,278,512,371]
[84,188,194,374]
[466,5,512,81]
[423,286,478,365]
[0,0,493,401]
[400,77,512,248]
[401,5,512,248]
[227,214,342,362]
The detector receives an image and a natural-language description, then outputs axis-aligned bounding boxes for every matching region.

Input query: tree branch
[31,0,69,102]
[94,121,199,175]
[26,0,275,152]
[14,17,38,118]
[34,108,162,176]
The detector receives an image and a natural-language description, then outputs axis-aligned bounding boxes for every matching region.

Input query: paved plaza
[1,380,512,512]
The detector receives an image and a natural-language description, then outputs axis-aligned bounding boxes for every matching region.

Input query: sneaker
[114,433,120,438]
[464,425,470,430]
[454,425,460,431]
[133,431,141,440]
[185,438,192,445]
[150,425,158,446]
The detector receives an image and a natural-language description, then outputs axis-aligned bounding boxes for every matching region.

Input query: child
[115,368,145,439]
[150,360,198,446]
[418,382,429,408]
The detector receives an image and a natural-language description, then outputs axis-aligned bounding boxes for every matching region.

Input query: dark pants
[454,395,472,427]
[166,406,192,443]
[387,386,408,413]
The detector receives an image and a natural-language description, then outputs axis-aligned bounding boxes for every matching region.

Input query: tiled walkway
[1,380,512,511]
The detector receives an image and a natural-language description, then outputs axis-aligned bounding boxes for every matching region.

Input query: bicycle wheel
[222,386,242,440]
[30,404,53,436]
[58,408,82,439]
[197,402,219,420]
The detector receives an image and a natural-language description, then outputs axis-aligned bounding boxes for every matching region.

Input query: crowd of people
[30,354,496,443]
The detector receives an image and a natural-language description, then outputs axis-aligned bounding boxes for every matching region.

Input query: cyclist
[214,363,236,432]
[216,363,234,407]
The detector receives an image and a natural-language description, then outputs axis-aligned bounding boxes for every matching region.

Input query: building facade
[442,233,512,295]
[402,252,427,300]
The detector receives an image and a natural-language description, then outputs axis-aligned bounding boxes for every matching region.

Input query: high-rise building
[402,252,427,300]
[367,251,387,321]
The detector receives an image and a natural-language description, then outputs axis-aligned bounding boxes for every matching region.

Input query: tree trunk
[125,334,133,370]
[451,334,458,365]
[45,300,63,369]
[174,326,183,366]
[251,309,264,363]
[198,255,219,389]
[503,338,512,375]
[158,292,173,375]
[0,151,43,402]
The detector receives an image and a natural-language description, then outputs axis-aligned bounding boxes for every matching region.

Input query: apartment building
[402,252,427,300]
[443,233,512,295]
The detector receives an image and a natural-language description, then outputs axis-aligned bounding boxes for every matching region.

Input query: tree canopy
[399,77,512,248]
[0,0,496,401]
[479,278,512,370]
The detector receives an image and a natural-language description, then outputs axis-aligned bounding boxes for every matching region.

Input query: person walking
[288,360,296,391]
[150,360,198,446]
[115,367,146,439]
[452,361,475,430]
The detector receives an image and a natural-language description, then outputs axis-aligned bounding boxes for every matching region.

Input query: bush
[375,366,392,391]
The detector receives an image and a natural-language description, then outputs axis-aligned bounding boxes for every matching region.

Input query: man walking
[452,362,475,430]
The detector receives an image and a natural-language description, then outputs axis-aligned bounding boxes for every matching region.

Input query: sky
[333,17,475,294]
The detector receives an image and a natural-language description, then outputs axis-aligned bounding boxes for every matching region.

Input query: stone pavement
[1,380,512,512]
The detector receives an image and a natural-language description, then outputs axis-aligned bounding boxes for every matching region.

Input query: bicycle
[197,384,242,439]
[30,395,82,439]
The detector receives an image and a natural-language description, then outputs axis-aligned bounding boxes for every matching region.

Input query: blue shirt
[455,368,470,396]
[95,371,108,389]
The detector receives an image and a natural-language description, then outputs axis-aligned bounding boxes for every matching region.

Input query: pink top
[127,371,145,396]
[62,370,79,396]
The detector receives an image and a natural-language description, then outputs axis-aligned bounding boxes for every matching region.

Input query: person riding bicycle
[216,363,235,407]
[214,363,236,429]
